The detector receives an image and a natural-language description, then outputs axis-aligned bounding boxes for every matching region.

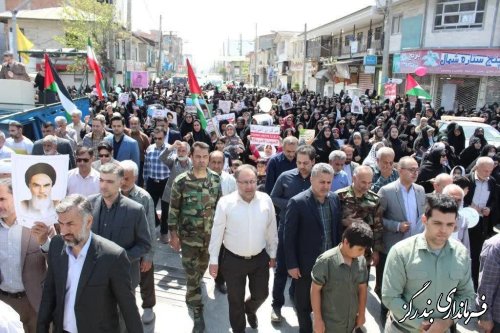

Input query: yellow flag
[16,25,34,63]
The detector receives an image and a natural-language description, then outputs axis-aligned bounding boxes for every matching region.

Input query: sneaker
[246,312,258,329]
[270,307,282,323]
[141,308,155,324]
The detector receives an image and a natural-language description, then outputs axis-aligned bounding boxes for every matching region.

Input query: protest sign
[250,125,281,146]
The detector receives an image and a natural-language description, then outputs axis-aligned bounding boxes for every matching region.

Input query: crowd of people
[0,81,499,333]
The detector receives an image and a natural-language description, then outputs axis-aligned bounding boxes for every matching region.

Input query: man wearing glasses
[376,156,426,324]
[144,128,169,226]
[67,147,100,196]
[209,165,278,333]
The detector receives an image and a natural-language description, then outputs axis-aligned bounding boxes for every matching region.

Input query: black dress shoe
[246,312,258,329]
[215,282,227,294]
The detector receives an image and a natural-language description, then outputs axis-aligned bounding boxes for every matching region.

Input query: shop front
[393,49,500,111]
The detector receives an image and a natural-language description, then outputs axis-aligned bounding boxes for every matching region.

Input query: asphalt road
[136,228,482,333]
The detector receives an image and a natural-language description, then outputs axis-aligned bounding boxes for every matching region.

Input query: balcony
[308,35,383,60]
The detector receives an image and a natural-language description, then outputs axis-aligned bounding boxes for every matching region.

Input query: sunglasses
[99,154,110,158]
[77,158,90,163]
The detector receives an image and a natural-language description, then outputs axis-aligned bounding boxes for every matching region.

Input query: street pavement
[136,227,482,333]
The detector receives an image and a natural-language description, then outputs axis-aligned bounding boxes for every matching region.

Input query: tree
[56,0,123,77]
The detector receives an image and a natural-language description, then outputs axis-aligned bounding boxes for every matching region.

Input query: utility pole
[156,15,162,78]
[381,0,392,94]
[254,23,258,87]
[302,23,307,91]
[239,33,243,82]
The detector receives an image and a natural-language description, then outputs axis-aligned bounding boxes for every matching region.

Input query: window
[374,26,383,40]
[344,35,352,46]
[434,0,485,30]
[333,37,339,49]
[391,15,402,34]
[115,41,120,59]
[356,32,363,42]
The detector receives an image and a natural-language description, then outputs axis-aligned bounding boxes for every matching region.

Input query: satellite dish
[258,97,272,113]
[459,207,480,229]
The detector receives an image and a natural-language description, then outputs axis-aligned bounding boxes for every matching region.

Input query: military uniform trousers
[181,243,209,310]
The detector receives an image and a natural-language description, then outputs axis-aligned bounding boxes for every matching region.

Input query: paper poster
[12,154,69,228]
[252,113,274,126]
[299,129,316,145]
[384,83,397,101]
[206,113,235,134]
[218,100,232,114]
[131,71,149,89]
[118,92,129,106]
[281,94,293,110]
[147,104,167,118]
[351,95,363,114]
[166,109,177,125]
[250,125,281,146]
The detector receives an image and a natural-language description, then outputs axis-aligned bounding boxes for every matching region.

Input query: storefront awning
[315,69,334,81]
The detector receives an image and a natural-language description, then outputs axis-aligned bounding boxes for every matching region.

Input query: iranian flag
[186,59,207,129]
[87,37,104,100]
[405,74,432,99]
[44,54,77,119]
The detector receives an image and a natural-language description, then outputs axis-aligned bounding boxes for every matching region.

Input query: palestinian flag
[44,54,77,120]
[87,37,104,100]
[186,59,207,129]
[405,74,432,99]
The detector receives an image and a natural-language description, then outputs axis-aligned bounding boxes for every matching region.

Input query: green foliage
[56,0,121,74]
[293,82,300,91]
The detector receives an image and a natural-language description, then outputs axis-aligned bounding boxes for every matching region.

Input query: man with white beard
[19,163,59,225]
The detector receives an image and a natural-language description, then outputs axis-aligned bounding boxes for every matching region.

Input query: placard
[12,154,69,228]
[218,100,232,114]
[250,125,281,146]
[299,129,316,145]
[131,71,149,89]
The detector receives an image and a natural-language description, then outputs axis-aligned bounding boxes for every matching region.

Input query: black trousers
[222,250,269,333]
[160,201,170,235]
[140,262,156,308]
[375,252,389,322]
[215,246,225,286]
[469,218,491,290]
[146,178,168,226]
[294,275,313,333]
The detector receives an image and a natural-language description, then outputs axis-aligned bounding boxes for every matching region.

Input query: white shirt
[64,233,92,333]
[220,171,237,196]
[0,145,14,159]
[5,137,33,155]
[209,191,278,265]
[0,300,24,333]
[67,168,100,197]
[472,173,490,210]
[0,220,24,293]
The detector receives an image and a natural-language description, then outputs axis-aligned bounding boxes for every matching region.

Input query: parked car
[437,116,500,147]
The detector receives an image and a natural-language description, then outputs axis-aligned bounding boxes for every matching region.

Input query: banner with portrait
[131,71,149,89]
[12,154,69,228]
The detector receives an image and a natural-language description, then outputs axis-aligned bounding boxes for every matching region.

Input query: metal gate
[485,77,500,106]
[434,77,480,112]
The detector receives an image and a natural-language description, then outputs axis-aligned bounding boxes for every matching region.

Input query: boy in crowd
[311,222,373,333]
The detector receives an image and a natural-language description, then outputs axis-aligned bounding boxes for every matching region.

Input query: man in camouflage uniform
[335,165,383,276]
[168,142,221,333]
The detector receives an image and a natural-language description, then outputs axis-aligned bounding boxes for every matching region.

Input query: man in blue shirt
[264,136,298,194]
[270,145,315,323]
[329,150,350,192]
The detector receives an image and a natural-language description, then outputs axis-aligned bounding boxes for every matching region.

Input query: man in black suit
[463,156,497,289]
[284,163,343,333]
[88,163,151,288]
[32,122,76,169]
[37,194,143,333]
[157,116,182,145]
